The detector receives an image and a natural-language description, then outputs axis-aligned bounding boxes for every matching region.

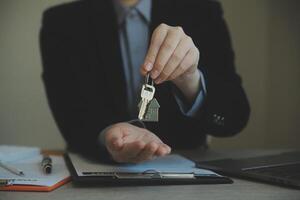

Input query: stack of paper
[0,145,40,162]
[0,145,70,192]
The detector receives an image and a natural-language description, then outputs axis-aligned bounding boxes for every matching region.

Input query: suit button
[213,114,225,126]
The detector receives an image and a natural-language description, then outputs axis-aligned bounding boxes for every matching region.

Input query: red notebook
[0,177,71,192]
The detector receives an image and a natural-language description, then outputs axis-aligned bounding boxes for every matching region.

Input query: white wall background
[0,0,299,150]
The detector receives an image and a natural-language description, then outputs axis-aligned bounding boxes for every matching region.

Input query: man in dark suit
[40,0,250,163]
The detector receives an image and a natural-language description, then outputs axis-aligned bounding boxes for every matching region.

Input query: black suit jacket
[40,0,250,155]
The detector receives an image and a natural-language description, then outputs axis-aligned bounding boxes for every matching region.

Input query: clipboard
[65,153,232,185]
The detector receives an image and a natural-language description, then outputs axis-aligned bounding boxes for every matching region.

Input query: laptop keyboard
[245,163,300,181]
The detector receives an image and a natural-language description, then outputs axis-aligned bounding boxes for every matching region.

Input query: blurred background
[0,0,299,150]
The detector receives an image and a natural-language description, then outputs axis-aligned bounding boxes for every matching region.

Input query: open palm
[105,123,171,163]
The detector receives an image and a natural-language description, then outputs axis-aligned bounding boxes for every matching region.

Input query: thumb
[105,126,124,152]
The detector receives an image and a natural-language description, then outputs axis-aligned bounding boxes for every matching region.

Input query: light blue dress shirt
[99,0,207,147]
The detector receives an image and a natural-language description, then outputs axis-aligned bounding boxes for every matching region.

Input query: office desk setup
[1,149,299,200]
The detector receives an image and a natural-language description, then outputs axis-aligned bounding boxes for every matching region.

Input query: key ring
[145,73,154,86]
[127,119,146,129]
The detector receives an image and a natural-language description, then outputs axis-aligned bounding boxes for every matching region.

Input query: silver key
[138,84,155,120]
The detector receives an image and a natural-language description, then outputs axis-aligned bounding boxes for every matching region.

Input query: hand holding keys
[138,74,160,122]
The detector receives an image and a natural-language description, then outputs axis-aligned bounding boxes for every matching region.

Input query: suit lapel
[88,0,128,120]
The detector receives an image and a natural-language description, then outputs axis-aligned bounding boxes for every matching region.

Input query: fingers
[141,23,168,75]
[112,141,171,163]
[130,142,171,163]
[113,141,146,163]
[169,47,199,80]
[156,36,193,83]
[150,27,183,80]
[141,24,199,84]
[134,141,159,163]
[111,140,171,163]
[156,143,172,156]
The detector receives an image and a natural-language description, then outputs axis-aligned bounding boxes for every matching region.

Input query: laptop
[197,151,300,189]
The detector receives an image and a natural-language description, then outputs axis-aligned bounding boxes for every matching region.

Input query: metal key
[138,84,155,120]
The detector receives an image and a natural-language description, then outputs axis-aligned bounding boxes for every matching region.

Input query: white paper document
[0,145,40,163]
[0,155,70,186]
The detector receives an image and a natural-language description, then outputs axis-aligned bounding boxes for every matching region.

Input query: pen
[0,161,24,176]
[41,156,52,174]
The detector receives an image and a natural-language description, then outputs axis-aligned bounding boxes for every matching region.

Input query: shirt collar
[113,0,152,25]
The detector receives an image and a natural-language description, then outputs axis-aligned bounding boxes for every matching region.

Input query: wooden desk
[1,149,300,200]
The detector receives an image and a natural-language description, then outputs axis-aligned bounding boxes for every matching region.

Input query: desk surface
[1,149,300,200]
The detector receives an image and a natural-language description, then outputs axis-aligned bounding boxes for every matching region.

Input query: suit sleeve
[39,10,110,158]
[194,1,250,137]
[162,0,250,139]
[172,69,206,117]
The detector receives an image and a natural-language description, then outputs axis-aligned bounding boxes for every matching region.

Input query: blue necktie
[124,8,149,115]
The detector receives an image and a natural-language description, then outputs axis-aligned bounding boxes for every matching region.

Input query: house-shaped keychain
[138,98,160,122]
